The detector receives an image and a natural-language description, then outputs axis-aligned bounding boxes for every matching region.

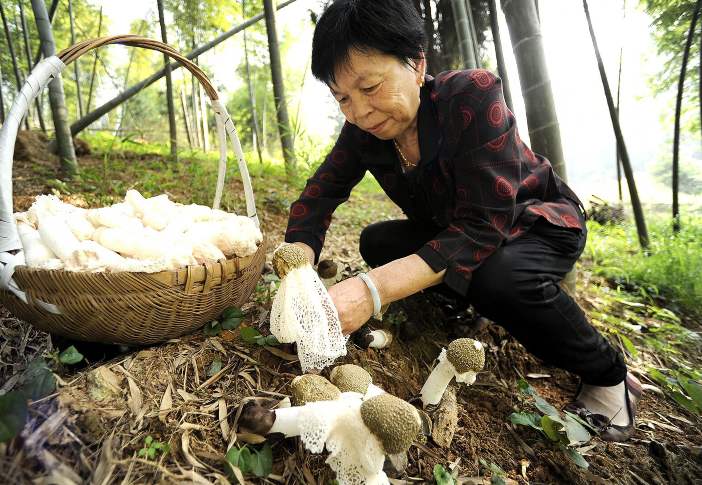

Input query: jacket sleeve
[416,70,520,296]
[284,122,366,263]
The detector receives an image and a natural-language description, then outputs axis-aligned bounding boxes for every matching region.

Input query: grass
[584,216,702,315]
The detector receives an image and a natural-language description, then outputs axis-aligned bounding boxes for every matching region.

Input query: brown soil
[1,137,701,484]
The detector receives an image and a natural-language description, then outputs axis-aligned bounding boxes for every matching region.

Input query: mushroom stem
[269,406,304,437]
[365,384,386,399]
[420,351,457,407]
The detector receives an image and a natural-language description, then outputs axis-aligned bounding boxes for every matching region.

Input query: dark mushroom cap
[317,259,338,279]
[272,244,308,279]
[290,374,341,406]
[446,338,485,374]
[329,364,372,394]
[360,393,421,455]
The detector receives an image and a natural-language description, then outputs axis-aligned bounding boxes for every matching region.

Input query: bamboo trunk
[488,0,513,111]
[30,0,58,69]
[180,85,193,149]
[20,0,46,132]
[157,0,178,161]
[501,0,566,179]
[86,6,103,113]
[243,0,263,164]
[69,0,297,137]
[465,0,481,67]
[672,0,702,232]
[200,85,210,151]
[0,61,5,123]
[30,0,77,176]
[451,0,477,69]
[191,69,201,149]
[68,0,83,118]
[583,0,648,248]
[1,1,29,129]
[263,0,296,174]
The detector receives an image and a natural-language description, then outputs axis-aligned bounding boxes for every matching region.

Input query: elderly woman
[284,0,640,441]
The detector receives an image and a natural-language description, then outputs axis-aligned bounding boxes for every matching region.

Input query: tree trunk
[0,61,5,123]
[488,0,513,111]
[672,0,702,232]
[243,0,263,164]
[20,0,46,132]
[583,0,648,248]
[31,0,77,176]
[615,0,625,202]
[451,0,477,69]
[191,64,201,149]
[157,0,178,161]
[465,0,481,67]
[70,0,297,137]
[501,0,566,179]
[263,0,296,174]
[30,0,58,68]
[200,85,210,151]
[67,0,83,118]
[180,86,193,148]
[1,1,29,129]
[86,6,103,113]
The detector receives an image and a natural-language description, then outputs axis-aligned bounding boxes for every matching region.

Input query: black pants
[359,218,626,386]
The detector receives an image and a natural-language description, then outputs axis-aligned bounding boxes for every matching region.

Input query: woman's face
[330,49,425,140]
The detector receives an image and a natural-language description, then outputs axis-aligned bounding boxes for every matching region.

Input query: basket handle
[0,35,259,254]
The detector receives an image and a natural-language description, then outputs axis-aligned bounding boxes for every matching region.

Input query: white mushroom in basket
[269,243,347,372]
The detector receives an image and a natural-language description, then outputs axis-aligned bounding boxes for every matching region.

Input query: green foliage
[648,367,702,414]
[510,379,591,469]
[203,306,245,336]
[643,0,700,135]
[650,156,702,195]
[225,443,273,479]
[20,357,56,402]
[478,459,507,485]
[0,392,28,443]
[138,435,170,459]
[58,345,85,365]
[433,463,456,485]
[240,327,279,347]
[586,217,702,314]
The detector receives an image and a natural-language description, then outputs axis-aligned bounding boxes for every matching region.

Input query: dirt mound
[13,130,91,161]
[13,130,55,162]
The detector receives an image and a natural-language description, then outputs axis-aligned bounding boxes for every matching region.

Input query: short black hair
[311,0,427,86]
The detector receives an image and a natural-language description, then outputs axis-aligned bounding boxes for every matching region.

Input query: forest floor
[1,132,701,484]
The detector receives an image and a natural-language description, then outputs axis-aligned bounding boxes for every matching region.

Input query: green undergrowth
[585,216,702,316]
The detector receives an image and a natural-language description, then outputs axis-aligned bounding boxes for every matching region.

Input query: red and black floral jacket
[285,69,585,296]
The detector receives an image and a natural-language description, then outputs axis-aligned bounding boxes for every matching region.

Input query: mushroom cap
[329,364,373,394]
[446,338,485,374]
[272,243,308,279]
[290,374,341,406]
[360,393,421,455]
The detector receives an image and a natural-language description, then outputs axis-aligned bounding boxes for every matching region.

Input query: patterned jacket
[285,69,585,296]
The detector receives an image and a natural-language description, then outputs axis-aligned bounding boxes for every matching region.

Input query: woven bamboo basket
[0,36,265,345]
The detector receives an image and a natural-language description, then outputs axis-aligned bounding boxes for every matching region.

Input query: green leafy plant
[138,435,170,459]
[240,327,279,347]
[433,464,455,485]
[0,392,28,443]
[208,358,223,377]
[225,443,273,480]
[509,379,592,469]
[649,368,702,415]
[479,459,507,485]
[58,345,85,365]
[203,306,246,336]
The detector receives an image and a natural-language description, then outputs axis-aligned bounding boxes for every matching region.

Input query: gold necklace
[393,139,417,169]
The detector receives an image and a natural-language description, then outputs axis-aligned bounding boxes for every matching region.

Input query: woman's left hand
[327,276,374,335]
